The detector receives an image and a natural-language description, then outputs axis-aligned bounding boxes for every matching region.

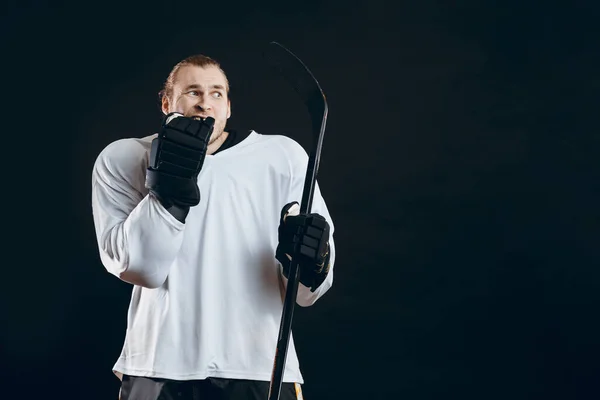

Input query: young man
[91,54,335,400]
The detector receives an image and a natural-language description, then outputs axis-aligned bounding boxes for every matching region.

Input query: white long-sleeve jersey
[91,130,335,384]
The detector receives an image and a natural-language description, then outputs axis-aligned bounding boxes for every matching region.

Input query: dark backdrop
[2,1,599,399]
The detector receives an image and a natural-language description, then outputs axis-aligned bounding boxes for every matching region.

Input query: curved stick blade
[263,41,328,138]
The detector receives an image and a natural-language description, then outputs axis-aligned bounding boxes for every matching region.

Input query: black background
[2,1,599,399]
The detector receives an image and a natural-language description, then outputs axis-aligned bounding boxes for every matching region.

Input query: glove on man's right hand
[145,113,214,220]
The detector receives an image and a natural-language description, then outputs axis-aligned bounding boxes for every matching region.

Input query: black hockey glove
[145,113,214,222]
[276,201,331,292]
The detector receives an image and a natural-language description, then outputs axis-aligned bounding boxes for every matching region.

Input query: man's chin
[208,129,226,145]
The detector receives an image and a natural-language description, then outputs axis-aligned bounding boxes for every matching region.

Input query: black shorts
[119,375,303,400]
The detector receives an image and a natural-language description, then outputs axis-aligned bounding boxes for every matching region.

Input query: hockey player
[91,54,335,400]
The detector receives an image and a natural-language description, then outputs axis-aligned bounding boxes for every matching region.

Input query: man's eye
[188,91,199,96]
[212,92,222,98]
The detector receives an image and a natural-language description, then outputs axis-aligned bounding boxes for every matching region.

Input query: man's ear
[227,99,232,119]
[161,96,170,115]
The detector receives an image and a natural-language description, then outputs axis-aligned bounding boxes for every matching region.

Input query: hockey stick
[263,41,328,400]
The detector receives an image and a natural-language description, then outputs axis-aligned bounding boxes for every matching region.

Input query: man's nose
[195,98,211,111]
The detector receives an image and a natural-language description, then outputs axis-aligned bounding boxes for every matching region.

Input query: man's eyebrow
[184,84,226,91]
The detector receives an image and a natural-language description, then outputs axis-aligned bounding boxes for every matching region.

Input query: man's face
[162,64,231,144]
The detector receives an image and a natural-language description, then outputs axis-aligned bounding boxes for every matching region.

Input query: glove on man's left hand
[276,201,331,292]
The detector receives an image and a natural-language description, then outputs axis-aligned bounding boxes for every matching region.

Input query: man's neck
[206,130,229,155]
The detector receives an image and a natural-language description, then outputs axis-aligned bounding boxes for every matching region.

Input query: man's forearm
[95,194,185,288]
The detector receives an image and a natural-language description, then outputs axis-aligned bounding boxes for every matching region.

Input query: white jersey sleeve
[277,137,336,307]
[91,136,185,288]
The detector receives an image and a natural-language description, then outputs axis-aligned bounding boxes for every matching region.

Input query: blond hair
[159,54,230,102]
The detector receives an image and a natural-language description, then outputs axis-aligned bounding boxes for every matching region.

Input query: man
[91,54,335,400]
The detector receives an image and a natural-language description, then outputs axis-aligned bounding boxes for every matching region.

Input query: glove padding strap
[276,201,331,292]
[145,113,214,221]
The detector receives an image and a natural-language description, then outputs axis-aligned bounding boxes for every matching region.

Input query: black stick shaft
[268,106,327,400]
